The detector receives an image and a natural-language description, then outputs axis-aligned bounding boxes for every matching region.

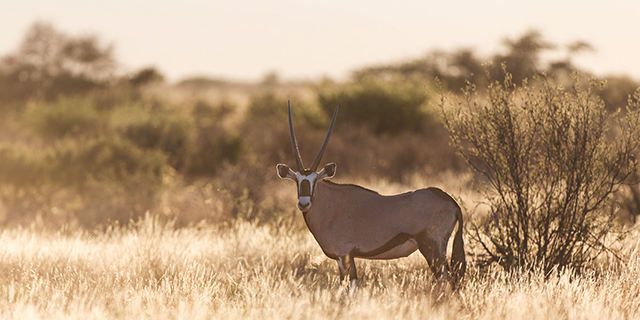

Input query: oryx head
[277,101,339,212]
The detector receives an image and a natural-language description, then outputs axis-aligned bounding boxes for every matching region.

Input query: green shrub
[192,100,234,119]
[0,138,167,227]
[25,96,100,140]
[0,145,52,227]
[55,137,167,225]
[187,128,242,177]
[317,77,429,135]
[246,93,287,119]
[44,137,164,191]
[0,145,49,187]
[122,112,193,170]
[245,93,325,127]
[440,72,640,273]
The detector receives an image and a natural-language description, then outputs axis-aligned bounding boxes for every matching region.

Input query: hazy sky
[2,0,639,82]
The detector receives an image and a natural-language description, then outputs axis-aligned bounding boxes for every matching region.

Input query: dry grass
[0,214,639,320]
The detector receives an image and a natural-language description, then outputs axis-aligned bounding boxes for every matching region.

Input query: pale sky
[2,0,639,82]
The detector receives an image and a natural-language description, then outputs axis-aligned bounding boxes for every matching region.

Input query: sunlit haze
[2,0,639,82]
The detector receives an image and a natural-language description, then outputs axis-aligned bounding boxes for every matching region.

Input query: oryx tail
[451,206,466,287]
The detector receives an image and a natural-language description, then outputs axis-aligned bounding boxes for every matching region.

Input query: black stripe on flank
[352,233,412,258]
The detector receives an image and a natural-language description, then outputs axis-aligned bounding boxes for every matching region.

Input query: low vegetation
[0,216,639,319]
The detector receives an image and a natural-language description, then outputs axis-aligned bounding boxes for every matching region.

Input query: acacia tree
[440,69,640,273]
[0,21,115,103]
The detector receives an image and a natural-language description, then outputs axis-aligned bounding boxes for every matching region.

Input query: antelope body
[277,102,466,288]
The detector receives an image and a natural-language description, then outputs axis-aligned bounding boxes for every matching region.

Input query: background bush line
[0,23,639,244]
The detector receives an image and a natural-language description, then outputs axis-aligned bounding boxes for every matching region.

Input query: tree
[440,69,640,273]
[490,30,555,84]
[351,30,594,92]
[129,67,165,87]
[0,21,116,103]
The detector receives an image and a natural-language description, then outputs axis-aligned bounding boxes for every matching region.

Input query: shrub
[50,136,166,188]
[52,137,167,226]
[246,92,289,119]
[248,92,327,130]
[243,93,324,166]
[187,128,243,177]
[440,71,640,273]
[76,137,166,186]
[0,144,49,187]
[317,77,429,135]
[122,111,193,170]
[0,145,53,226]
[192,100,234,120]
[24,96,100,140]
[0,138,167,227]
[183,99,243,177]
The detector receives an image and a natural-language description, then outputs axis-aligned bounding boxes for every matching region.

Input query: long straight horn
[310,102,339,172]
[288,101,305,171]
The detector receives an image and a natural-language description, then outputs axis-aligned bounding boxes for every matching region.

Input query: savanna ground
[1,211,639,320]
[1,24,640,319]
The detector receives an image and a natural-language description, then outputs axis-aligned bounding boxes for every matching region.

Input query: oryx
[276,101,466,289]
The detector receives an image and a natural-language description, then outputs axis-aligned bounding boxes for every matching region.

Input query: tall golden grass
[1,213,638,319]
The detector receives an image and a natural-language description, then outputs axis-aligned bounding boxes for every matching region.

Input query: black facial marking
[300,180,311,196]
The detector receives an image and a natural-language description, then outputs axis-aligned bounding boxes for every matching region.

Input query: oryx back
[305,180,460,261]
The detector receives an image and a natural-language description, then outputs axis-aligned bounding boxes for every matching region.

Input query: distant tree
[129,67,165,87]
[351,30,596,92]
[352,50,447,84]
[0,21,116,103]
[490,30,555,84]
[448,48,485,86]
[548,40,595,75]
[260,71,280,86]
[175,76,228,89]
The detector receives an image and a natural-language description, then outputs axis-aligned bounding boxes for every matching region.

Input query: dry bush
[441,70,640,273]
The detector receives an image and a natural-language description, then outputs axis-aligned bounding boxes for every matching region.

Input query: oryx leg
[337,253,358,289]
[416,236,449,282]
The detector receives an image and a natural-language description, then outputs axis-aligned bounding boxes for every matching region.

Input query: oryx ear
[276,164,296,180]
[318,163,336,179]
